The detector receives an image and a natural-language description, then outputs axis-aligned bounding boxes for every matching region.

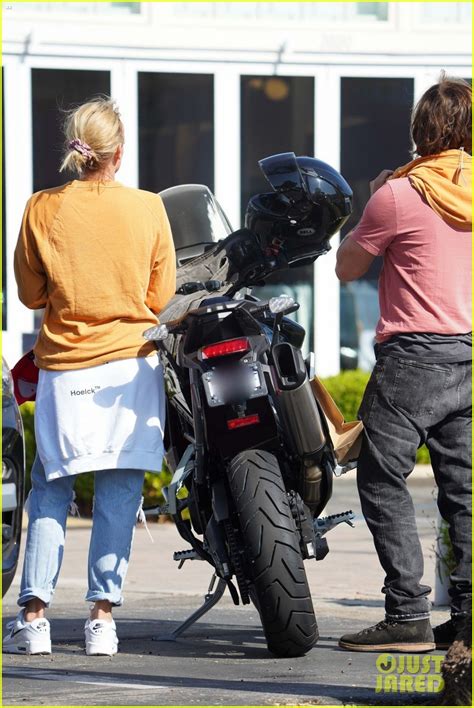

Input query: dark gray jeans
[357,355,472,621]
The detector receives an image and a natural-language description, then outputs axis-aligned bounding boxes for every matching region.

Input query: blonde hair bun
[60,96,124,176]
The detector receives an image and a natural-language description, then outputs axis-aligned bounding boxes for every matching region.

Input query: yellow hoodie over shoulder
[14,180,176,370]
[390,148,472,231]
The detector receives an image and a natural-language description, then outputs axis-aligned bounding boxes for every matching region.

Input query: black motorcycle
[145,153,356,657]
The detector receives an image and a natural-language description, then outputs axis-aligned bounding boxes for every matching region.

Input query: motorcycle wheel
[227,449,318,657]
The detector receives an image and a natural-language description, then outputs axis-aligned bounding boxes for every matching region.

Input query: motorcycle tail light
[201,337,250,359]
[227,414,260,430]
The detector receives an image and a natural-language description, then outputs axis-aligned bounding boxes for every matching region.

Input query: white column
[111,62,139,188]
[313,69,341,377]
[3,59,35,366]
[213,69,241,230]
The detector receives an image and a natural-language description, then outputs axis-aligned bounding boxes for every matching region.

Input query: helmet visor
[258,152,307,195]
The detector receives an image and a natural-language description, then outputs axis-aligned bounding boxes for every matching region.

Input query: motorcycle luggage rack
[153,572,227,642]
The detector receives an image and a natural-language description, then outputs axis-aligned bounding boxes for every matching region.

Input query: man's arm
[335,234,375,282]
[335,170,395,283]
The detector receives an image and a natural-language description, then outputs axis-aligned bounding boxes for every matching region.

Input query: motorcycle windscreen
[159,184,233,253]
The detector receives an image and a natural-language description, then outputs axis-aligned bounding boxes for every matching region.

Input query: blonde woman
[3,97,176,656]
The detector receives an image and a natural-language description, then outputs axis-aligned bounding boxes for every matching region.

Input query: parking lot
[2,468,447,706]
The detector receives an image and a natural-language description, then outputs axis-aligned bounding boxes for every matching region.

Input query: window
[241,75,314,219]
[31,69,110,192]
[138,73,214,194]
[340,77,414,248]
[30,69,110,333]
[340,77,414,369]
[356,3,388,21]
[241,75,315,356]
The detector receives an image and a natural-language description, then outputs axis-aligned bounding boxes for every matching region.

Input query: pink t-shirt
[349,177,472,342]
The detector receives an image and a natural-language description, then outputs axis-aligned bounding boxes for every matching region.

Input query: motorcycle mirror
[143,324,169,341]
[268,294,296,314]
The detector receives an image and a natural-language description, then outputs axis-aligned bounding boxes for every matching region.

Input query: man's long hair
[411,73,471,157]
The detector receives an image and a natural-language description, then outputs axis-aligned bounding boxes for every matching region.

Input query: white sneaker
[3,610,52,655]
[84,618,118,656]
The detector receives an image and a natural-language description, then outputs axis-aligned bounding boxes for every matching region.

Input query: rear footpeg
[310,510,355,561]
[173,548,204,569]
[173,549,202,562]
[143,504,169,517]
[314,510,355,537]
[334,461,358,477]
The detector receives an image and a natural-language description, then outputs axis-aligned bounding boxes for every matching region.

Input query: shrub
[321,370,370,421]
[416,445,431,464]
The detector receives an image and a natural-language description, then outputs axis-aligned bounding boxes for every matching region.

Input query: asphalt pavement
[2,466,449,706]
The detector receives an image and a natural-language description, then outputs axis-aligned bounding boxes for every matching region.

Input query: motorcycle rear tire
[227,449,318,657]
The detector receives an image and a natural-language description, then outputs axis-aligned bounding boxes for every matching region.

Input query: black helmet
[245,152,353,267]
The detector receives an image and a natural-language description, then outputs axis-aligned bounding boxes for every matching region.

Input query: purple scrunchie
[68,138,94,160]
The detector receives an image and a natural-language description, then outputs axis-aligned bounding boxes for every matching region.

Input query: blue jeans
[357,355,472,622]
[19,455,145,608]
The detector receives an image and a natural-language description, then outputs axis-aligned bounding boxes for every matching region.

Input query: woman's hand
[369,169,393,196]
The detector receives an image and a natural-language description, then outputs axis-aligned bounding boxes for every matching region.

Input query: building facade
[2,2,471,374]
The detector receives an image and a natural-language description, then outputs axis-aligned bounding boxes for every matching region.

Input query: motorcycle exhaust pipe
[299,461,324,515]
[273,343,327,514]
[273,343,327,458]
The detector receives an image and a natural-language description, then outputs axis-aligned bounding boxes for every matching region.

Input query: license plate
[202,362,268,408]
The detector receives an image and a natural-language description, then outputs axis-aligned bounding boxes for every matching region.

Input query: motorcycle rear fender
[203,395,279,461]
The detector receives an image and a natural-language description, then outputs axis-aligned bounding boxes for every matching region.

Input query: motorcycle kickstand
[152,573,227,642]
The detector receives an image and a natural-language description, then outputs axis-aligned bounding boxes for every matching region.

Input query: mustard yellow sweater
[14,180,176,370]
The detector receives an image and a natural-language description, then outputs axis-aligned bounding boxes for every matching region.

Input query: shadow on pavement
[2,616,351,659]
[2,664,432,705]
[333,598,385,607]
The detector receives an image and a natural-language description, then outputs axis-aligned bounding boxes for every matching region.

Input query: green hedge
[321,370,371,421]
[19,368,430,514]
